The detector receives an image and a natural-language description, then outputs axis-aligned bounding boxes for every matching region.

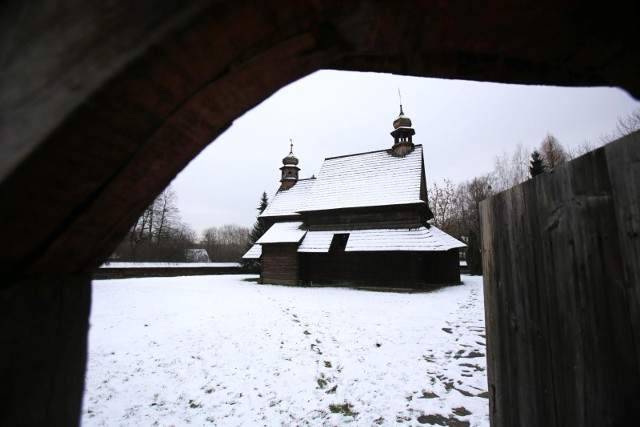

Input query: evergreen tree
[529,150,546,177]
[248,192,269,244]
[257,191,269,214]
[466,230,483,275]
[241,192,269,271]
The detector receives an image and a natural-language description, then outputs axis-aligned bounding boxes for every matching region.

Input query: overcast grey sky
[170,70,640,236]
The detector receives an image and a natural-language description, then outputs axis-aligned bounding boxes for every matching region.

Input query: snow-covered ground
[82,275,488,426]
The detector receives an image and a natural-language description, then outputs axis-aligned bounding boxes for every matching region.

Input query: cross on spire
[398,88,404,114]
[289,138,294,154]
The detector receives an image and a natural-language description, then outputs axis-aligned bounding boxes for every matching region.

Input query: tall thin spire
[398,88,404,115]
[289,138,294,155]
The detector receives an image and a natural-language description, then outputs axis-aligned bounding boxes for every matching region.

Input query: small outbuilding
[244,106,465,288]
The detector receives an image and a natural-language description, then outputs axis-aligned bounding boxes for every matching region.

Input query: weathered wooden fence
[480,131,639,426]
[94,264,246,279]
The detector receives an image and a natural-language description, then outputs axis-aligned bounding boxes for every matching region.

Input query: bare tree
[428,179,459,231]
[600,108,640,144]
[511,143,531,185]
[567,109,640,159]
[152,187,179,242]
[201,224,250,262]
[567,140,600,159]
[460,175,494,275]
[539,133,567,170]
[616,108,640,135]
[202,227,219,259]
[172,223,196,249]
[463,175,494,233]
[491,143,530,191]
[127,206,153,259]
[116,185,195,262]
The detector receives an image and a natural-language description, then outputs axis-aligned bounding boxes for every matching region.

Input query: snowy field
[82,275,488,426]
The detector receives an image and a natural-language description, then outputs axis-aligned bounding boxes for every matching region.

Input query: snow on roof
[242,244,262,259]
[297,230,335,252]
[297,225,465,253]
[260,178,316,218]
[185,248,211,262]
[256,221,307,244]
[300,145,424,212]
[345,226,465,251]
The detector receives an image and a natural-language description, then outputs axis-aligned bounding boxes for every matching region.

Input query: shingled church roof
[260,178,316,218]
[299,144,426,213]
[298,226,464,252]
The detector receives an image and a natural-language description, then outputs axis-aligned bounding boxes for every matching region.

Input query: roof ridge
[324,144,422,161]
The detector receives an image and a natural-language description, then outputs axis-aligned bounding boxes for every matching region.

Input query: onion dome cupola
[390,104,416,156]
[279,140,300,190]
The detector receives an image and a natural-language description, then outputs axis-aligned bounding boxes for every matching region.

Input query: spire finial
[398,88,404,114]
[289,138,294,155]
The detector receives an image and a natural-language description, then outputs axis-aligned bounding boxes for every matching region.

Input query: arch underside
[1,0,638,281]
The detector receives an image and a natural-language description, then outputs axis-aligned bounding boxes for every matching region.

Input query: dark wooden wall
[260,243,300,285]
[93,265,244,279]
[480,131,640,426]
[300,250,460,287]
[422,249,462,285]
[305,204,429,229]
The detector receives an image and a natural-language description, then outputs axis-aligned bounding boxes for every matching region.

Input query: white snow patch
[185,249,211,263]
[82,275,488,426]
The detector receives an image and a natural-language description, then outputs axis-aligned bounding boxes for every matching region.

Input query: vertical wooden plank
[604,132,640,374]
[482,177,557,427]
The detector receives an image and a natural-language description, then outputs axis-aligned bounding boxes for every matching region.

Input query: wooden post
[0,275,91,426]
[481,131,640,426]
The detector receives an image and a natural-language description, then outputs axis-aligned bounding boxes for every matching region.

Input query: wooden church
[243,106,465,288]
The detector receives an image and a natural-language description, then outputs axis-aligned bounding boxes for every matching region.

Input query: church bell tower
[390,104,416,156]
[279,140,300,190]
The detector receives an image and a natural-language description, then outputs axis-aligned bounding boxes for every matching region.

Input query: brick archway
[1,1,638,425]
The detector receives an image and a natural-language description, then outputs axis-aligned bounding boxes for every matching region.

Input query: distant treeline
[111,187,250,263]
[201,224,250,262]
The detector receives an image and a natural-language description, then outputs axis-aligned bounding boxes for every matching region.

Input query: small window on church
[329,233,349,253]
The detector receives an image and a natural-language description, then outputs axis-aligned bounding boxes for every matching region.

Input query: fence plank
[481,131,640,426]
